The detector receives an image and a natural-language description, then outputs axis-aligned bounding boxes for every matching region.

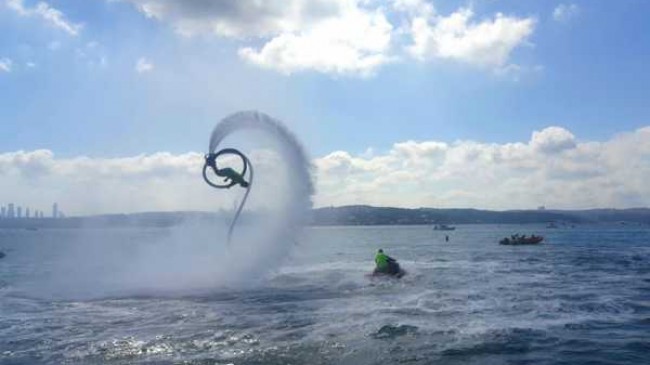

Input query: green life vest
[375,252,389,270]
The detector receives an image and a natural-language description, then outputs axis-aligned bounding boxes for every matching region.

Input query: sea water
[1,224,649,364]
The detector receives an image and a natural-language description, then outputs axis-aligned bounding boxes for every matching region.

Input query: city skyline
[0,202,62,219]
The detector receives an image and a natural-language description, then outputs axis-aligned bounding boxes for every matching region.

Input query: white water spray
[208,110,313,214]
[20,111,313,298]
[201,110,314,281]
[204,111,313,246]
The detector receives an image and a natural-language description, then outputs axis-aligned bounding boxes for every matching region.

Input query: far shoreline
[1,206,649,229]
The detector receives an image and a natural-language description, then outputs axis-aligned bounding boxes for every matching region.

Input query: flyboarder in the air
[204,153,249,188]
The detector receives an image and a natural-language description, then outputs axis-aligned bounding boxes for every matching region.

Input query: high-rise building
[52,203,58,219]
[26,207,31,218]
[16,206,22,218]
[1,206,5,218]
[8,203,15,219]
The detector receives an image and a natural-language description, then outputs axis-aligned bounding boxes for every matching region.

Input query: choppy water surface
[1,224,649,364]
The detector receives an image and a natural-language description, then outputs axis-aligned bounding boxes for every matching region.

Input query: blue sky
[1,0,650,213]
[1,0,648,156]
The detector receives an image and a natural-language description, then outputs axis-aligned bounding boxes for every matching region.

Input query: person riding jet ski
[374,249,403,277]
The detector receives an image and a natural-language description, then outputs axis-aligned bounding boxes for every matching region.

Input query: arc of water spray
[203,111,314,246]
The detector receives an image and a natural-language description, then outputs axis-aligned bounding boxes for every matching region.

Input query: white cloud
[3,127,650,214]
[6,0,82,36]
[392,0,434,15]
[125,0,393,76]
[0,151,206,215]
[123,0,345,38]
[0,57,12,72]
[553,4,580,22]
[530,126,576,153]
[407,8,536,68]
[135,57,154,73]
[123,0,537,76]
[238,6,394,76]
[313,126,650,209]
[0,149,297,215]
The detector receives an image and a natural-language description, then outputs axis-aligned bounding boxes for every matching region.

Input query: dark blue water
[1,224,649,364]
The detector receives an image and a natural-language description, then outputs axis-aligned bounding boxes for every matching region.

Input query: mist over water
[13,111,313,299]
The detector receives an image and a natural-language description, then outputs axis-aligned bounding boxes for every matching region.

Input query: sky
[1,0,650,215]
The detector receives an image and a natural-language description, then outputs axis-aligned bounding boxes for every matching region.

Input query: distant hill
[1,206,649,229]
[311,205,650,226]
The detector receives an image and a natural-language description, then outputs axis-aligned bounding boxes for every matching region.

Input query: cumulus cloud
[553,4,580,22]
[123,0,536,76]
[530,126,576,153]
[135,57,154,73]
[406,8,535,68]
[392,0,434,15]
[0,57,12,72]
[125,0,343,38]
[0,149,294,215]
[313,126,650,210]
[3,127,650,214]
[124,0,393,76]
[6,0,82,36]
[238,6,393,76]
[0,151,203,216]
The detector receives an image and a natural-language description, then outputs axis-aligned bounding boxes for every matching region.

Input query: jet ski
[372,259,406,278]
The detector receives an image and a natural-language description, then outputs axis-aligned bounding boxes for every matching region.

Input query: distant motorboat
[433,224,456,231]
[546,222,559,229]
[500,235,544,245]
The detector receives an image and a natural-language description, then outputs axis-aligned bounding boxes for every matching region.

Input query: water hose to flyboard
[202,148,254,244]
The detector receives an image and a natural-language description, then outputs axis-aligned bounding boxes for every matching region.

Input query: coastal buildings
[0,203,63,219]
